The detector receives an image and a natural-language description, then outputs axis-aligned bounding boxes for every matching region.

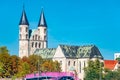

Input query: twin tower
[19,8,47,58]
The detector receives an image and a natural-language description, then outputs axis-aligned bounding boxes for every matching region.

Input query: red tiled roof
[104,60,118,70]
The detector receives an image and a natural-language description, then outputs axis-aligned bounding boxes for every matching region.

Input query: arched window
[26,34,28,39]
[32,42,34,48]
[44,36,46,40]
[84,61,86,67]
[44,29,46,34]
[39,43,41,48]
[26,27,28,32]
[35,42,37,48]
[80,61,81,73]
[73,61,75,66]
[35,35,37,40]
[38,36,40,40]
[68,61,70,66]
[33,36,34,40]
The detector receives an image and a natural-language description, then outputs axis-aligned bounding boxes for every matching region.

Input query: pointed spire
[38,8,47,27]
[19,6,29,25]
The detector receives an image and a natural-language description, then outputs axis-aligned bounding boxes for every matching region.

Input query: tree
[104,71,120,80]
[0,46,11,78]
[28,54,43,73]
[41,60,61,72]
[53,60,61,72]
[17,62,30,77]
[84,59,103,80]
[10,55,20,76]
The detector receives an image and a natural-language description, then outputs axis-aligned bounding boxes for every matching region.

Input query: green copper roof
[59,45,103,59]
[34,48,56,59]
[34,45,103,59]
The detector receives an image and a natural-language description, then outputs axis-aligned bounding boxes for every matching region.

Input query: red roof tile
[104,60,118,70]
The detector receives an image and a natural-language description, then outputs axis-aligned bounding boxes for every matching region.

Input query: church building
[18,8,103,80]
[34,45,103,80]
[19,8,47,58]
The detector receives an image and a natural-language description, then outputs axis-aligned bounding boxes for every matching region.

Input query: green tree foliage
[116,57,120,61]
[104,71,120,80]
[41,60,61,72]
[84,59,103,80]
[28,54,43,73]
[0,46,61,78]
[10,55,20,76]
[0,46,11,78]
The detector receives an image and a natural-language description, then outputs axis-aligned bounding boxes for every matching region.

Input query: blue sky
[0,0,120,59]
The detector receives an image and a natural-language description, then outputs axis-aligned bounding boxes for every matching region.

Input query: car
[58,76,74,80]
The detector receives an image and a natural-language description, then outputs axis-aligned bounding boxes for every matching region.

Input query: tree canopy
[0,46,61,78]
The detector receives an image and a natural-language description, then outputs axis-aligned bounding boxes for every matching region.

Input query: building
[19,8,47,58]
[114,53,120,60]
[34,44,103,80]
[18,8,103,80]
[104,60,119,71]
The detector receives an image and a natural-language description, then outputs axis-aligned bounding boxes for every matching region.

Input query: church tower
[38,9,47,48]
[19,8,29,58]
[19,8,48,58]
[29,9,48,54]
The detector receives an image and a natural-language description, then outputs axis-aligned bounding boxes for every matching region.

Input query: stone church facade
[19,8,47,58]
[34,45,103,80]
[18,8,103,80]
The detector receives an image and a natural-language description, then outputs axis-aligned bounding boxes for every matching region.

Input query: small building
[34,44,103,80]
[114,53,120,60]
[104,60,118,71]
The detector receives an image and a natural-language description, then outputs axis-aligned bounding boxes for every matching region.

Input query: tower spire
[19,6,29,25]
[38,8,47,27]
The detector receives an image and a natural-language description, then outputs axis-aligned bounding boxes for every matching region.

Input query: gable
[53,46,65,58]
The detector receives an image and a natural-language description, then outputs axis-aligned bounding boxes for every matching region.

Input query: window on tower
[44,36,46,40]
[33,36,34,40]
[38,36,40,40]
[26,27,28,32]
[35,35,37,40]
[26,34,28,39]
[35,42,37,48]
[32,42,34,48]
[44,29,46,34]
[39,43,41,48]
